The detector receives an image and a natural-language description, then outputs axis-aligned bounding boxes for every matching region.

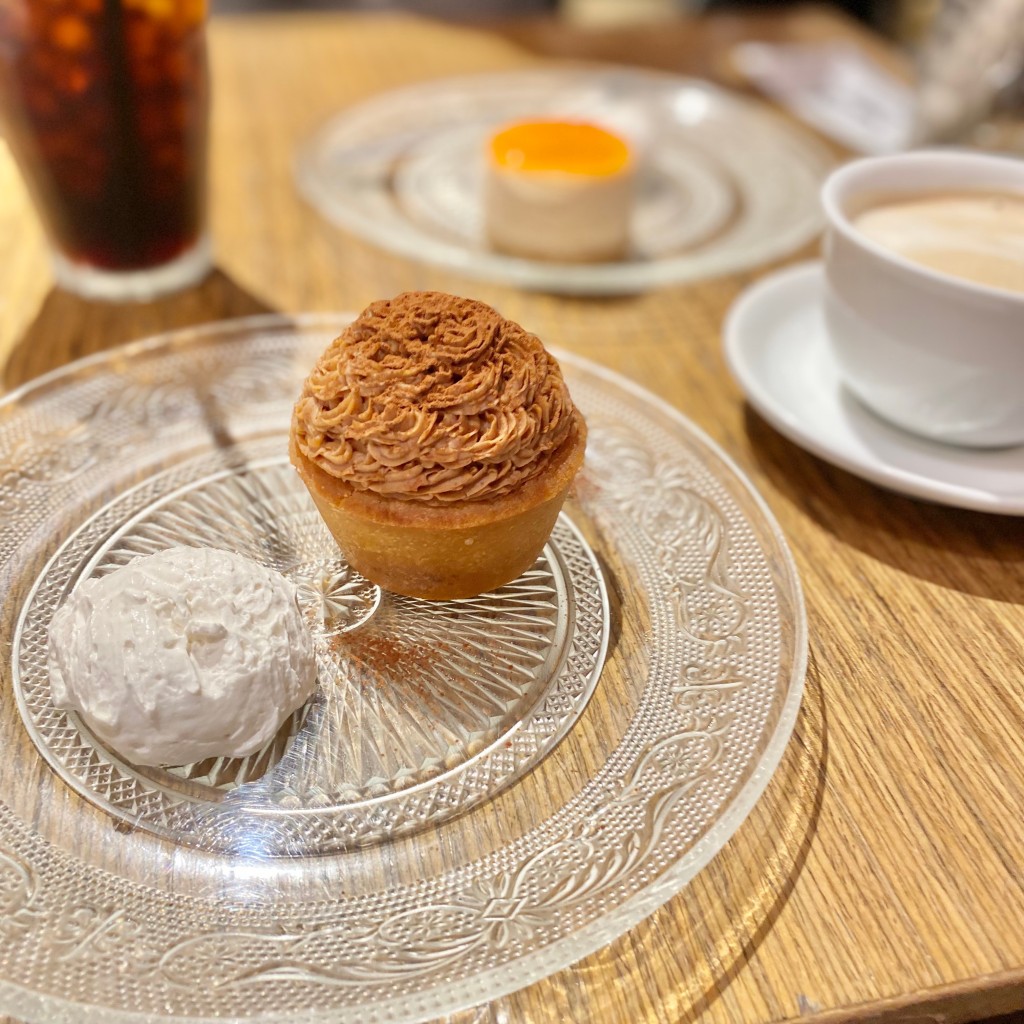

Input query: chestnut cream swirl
[292,292,580,504]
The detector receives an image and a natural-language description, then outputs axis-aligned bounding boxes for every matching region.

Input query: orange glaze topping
[489,120,631,177]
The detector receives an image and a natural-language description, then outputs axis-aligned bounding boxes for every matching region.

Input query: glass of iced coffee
[0,0,211,300]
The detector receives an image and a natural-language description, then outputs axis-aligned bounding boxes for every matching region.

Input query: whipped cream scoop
[47,546,317,767]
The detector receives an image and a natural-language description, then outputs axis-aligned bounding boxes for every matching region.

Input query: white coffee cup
[821,150,1024,448]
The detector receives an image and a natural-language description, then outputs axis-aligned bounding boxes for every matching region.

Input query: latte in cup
[851,192,1024,295]
[821,151,1024,447]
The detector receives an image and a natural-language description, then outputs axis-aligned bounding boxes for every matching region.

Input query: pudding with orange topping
[290,291,587,601]
[484,120,635,263]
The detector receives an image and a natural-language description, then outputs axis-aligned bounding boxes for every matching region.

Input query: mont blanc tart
[484,119,635,262]
[290,291,587,601]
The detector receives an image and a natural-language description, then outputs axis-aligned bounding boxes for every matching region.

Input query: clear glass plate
[0,315,806,1023]
[294,67,834,294]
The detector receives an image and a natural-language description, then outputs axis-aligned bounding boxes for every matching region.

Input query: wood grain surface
[1,8,1023,1024]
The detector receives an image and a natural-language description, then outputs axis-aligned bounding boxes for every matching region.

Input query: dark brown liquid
[0,0,208,272]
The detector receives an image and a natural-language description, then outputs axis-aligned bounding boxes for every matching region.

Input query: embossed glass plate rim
[0,314,807,1024]
[293,65,834,294]
[467,349,809,1019]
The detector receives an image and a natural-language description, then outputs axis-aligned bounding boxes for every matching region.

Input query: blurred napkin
[734,1,1024,154]
[731,41,915,154]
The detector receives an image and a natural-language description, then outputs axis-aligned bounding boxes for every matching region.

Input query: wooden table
[2,7,1023,1024]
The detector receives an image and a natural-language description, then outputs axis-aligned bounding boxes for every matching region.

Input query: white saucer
[723,262,1024,515]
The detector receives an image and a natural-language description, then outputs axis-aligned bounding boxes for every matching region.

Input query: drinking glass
[0,0,211,301]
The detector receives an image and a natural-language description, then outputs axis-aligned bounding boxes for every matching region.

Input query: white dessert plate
[294,67,833,294]
[0,315,805,1023]
[724,262,1024,515]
